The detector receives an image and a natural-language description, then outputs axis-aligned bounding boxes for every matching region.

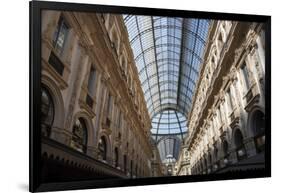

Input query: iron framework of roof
[123,15,210,161]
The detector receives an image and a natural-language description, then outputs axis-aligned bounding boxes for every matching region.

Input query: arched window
[222,140,229,164]
[114,147,119,168]
[71,118,88,153]
[123,155,127,173]
[214,145,220,170]
[214,146,218,161]
[234,129,247,161]
[98,136,107,161]
[223,140,228,156]
[204,157,207,173]
[252,111,265,153]
[130,160,133,177]
[208,153,212,165]
[208,153,212,173]
[41,87,54,137]
[200,160,204,173]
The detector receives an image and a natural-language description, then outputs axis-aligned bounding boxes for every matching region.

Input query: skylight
[123,15,210,161]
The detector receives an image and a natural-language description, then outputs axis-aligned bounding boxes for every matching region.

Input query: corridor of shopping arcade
[40,10,266,182]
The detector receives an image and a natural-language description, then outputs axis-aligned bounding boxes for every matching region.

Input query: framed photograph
[30,0,271,192]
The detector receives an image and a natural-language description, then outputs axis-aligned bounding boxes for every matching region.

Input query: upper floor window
[114,147,119,168]
[241,63,250,91]
[118,111,122,128]
[71,118,88,153]
[130,160,133,177]
[123,154,127,173]
[208,153,212,166]
[214,146,218,161]
[204,157,208,170]
[226,88,233,112]
[41,87,54,137]
[52,16,69,55]
[85,67,97,108]
[222,140,229,164]
[252,110,265,153]
[87,67,97,97]
[106,94,112,117]
[234,129,247,161]
[135,164,138,177]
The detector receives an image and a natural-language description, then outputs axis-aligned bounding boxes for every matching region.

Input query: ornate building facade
[40,10,266,182]
[175,20,265,175]
[41,11,163,182]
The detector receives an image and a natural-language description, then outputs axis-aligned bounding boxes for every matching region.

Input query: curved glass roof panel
[123,15,210,117]
[151,109,187,140]
[151,109,187,160]
[123,15,210,162]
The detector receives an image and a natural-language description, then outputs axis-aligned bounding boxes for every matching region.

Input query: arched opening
[71,118,88,153]
[214,146,218,161]
[41,76,65,133]
[200,159,204,173]
[214,145,219,170]
[234,129,247,161]
[204,156,207,174]
[208,153,212,173]
[252,110,265,153]
[98,136,107,161]
[123,154,127,173]
[222,140,229,164]
[41,86,55,137]
[130,160,133,177]
[114,147,119,168]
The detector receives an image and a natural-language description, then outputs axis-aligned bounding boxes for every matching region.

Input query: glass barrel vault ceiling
[123,15,210,161]
[152,110,187,161]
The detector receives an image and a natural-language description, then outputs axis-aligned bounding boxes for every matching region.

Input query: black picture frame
[30,0,271,192]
